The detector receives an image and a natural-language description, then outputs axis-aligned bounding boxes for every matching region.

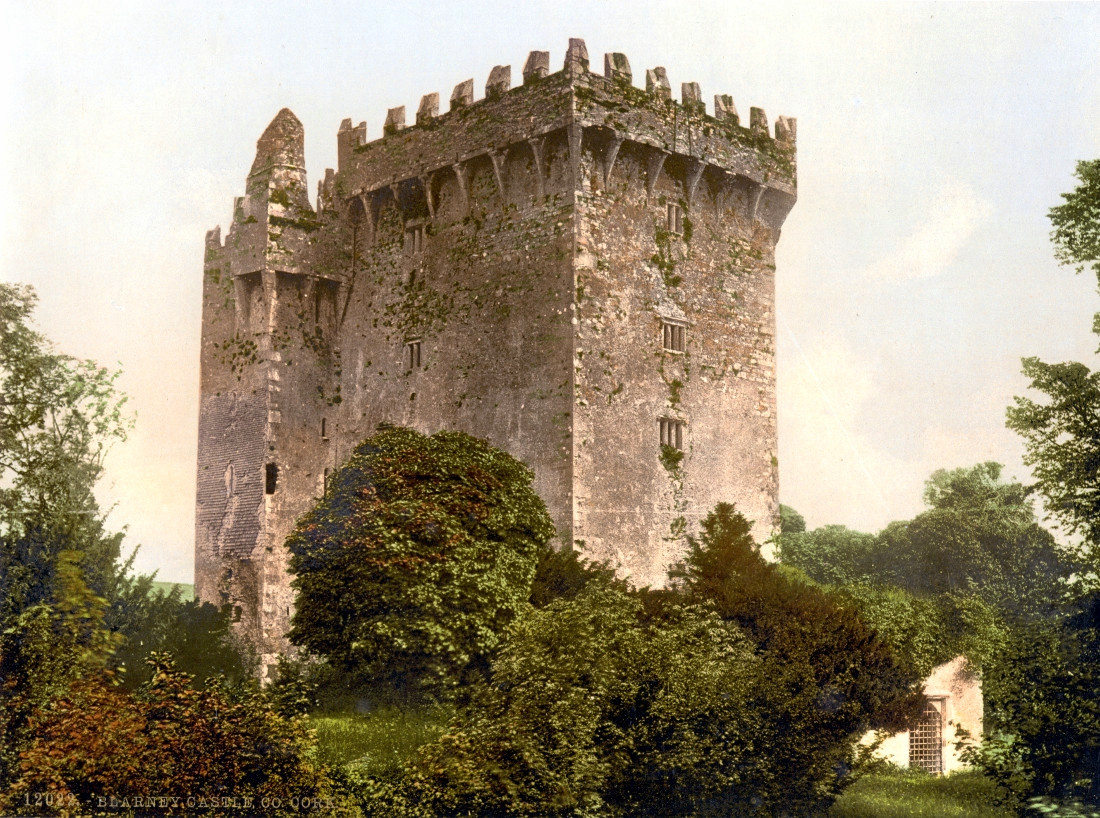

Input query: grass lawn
[150,580,194,602]
[310,706,452,775]
[831,768,1014,818]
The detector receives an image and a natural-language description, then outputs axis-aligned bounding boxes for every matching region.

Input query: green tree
[111,588,249,690]
[780,523,876,586]
[779,503,806,534]
[0,283,132,618]
[286,426,556,699]
[1049,159,1100,281]
[3,654,360,817]
[841,464,1071,621]
[974,592,1100,809]
[1008,359,1100,567]
[1007,160,1100,568]
[0,284,243,703]
[0,549,124,792]
[673,504,924,814]
[838,583,950,680]
[376,584,766,817]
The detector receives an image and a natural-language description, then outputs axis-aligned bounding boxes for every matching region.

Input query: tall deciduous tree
[0,283,246,692]
[286,426,556,699]
[0,283,132,617]
[888,463,1070,616]
[1008,160,1100,569]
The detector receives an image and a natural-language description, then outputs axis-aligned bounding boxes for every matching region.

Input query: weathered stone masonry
[195,39,797,675]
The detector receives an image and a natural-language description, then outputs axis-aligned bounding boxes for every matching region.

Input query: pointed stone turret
[234,108,316,276]
[249,108,306,179]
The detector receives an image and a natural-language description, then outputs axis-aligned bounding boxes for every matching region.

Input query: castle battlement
[196,38,797,678]
[315,38,795,258]
[333,40,796,152]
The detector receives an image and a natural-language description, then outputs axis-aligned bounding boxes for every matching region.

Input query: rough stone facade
[195,39,797,675]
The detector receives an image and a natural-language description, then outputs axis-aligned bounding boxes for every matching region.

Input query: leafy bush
[382,583,765,817]
[974,594,1100,809]
[287,426,555,700]
[3,654,360,817]
[111,586,250,689]
[674,504,926,814]
[351,505,927,817]
[528,541,622,609]
[0,550,123,792]
[839,583,952,680]
[780,524,876,586]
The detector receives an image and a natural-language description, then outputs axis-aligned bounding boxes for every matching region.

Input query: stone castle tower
[195,39,797,675]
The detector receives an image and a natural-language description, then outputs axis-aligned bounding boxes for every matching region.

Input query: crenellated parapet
[326,38,796,236]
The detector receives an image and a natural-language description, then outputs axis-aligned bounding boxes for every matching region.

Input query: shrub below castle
[286,426,556,701]
[343,504,923,817]
[3,655,360,818]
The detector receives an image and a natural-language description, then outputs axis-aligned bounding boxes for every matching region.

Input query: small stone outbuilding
[873,656,983,774]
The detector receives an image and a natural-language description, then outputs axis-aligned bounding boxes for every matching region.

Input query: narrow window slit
[660,418,685,450]
[662,319,687,352]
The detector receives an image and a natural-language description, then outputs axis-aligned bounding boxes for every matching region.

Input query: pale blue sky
[3,1,1099,581]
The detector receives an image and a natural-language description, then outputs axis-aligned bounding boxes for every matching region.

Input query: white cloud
[863,183,992,282]
[778,327,914,530]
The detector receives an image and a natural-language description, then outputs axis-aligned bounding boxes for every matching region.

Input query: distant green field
[830,768,1013,818]
[310,707,451,775]
[150,581,194,602]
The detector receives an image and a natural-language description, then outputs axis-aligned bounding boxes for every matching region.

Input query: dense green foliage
[528,540,623,608]
[781,523,875,586]
[974,594,1100,808]
[1009,357,1100,566]
[1049,159,1100,281]
[376,584,766,817]
[779,502,807,534]
[673,505,925,806]
[1007,159,1100,568]
[837,583,952,680]
[3,654,359,817]
[347,505,924,817]
[0,282,132,620]
[978,158,1100,811]
[111,587,250,689]
[0,550,123,789]
[0,284,249,801]
[287,426,556,699]
[0,285,243,686]
[783,464,1072,621]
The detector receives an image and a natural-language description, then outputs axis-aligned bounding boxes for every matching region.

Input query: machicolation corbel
[486,65,511,98]
[647,67,671,101]
[604,52,631,83]
[523,51,549,83]
[450,79,474,110]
